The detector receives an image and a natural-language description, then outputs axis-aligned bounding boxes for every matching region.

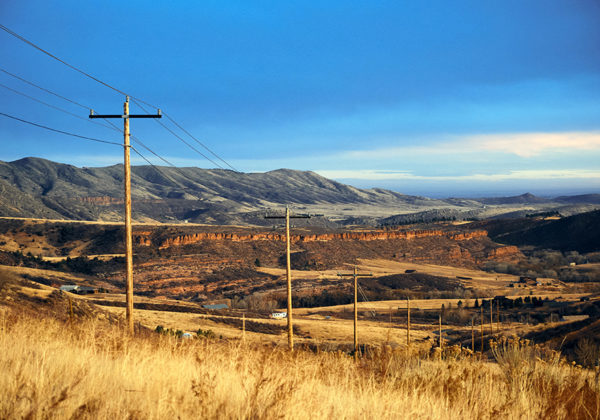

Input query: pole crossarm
[264,214,311,219]
[89,102,161,120]
[336,272,374,278]
[90,114,162,119]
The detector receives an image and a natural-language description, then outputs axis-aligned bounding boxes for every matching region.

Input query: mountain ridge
[0,157,450,223]
[1,157,598,225]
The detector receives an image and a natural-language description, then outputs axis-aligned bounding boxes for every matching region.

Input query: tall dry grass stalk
[1,310,599,419]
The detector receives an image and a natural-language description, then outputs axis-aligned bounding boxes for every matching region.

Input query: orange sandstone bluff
[152,229,489,249]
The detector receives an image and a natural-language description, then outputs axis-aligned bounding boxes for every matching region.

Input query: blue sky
[1,1,599,197]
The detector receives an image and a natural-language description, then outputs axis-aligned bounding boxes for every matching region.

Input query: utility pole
[471,317,475,353]
[264,207,310,350]
[242,313,246,342]
[406,297,411,354]
[90,96,161,334]
[338,265,373,360]
[480,306,484,354]
[438,313,443,350]
[490,299,494,336]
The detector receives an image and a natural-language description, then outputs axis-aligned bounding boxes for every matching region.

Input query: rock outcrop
[158,229,489,249]
[484,245,522,261]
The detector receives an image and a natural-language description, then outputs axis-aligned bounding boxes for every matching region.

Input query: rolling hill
[0,157,450,224]
[474,210,600,253]
[0,157,598,226]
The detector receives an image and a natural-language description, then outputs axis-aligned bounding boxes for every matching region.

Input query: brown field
[1,263,583,359]
[259,257,576,297]
[2,261,586,353]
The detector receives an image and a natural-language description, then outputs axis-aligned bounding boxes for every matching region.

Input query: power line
[130,140,187,187]
[0,111,121,146]
[95,106,196,190]
[0,69,188,180]
[163,112,239,172]
[1,25,238,172]
[0,67,89,110]
[357,283,377,318]
[131,98,225,169]
[130,144,171,174]
[0,78,181,175]
[101,117,192,182]
[0,24,158,110]
[128,145,200,193]
[0,82,114,130]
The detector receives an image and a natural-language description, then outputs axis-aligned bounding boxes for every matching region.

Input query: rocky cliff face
[485,245,521,260]
[156,229,489,249]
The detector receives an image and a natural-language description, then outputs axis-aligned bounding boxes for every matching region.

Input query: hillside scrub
[1,310,600,419]
[484,249,600,282]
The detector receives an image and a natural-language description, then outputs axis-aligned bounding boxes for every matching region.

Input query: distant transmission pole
[264,206,310,350]
[90,96,161,334]
[337,265,373,360]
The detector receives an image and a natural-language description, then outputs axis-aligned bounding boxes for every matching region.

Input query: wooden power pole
[242,313,246,342]
[471,317,475,352]
[406,298,411,353]
[264,207,310,350]
[90,97,161,334]
[480,306,484,353]
[338,265,372,359]
[490,299,494,336]
[438,313,443,350]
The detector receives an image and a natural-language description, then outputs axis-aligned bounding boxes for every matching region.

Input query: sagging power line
[163,112,239,172]
[0,111,121,146]
[0,69,182,170]
[1,25,238,172]
[1,67,89,110]
[1,26,242,334]
[0,23,158,110]
[0,82,114,130]
[131,98,234,171]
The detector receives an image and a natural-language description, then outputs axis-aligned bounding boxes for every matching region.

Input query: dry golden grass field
[2,259,600,418]
[2,307,600,419]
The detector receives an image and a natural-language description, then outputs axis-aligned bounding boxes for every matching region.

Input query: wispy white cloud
[340,131,600,159]
[315,168,600,181]
[464,132,600,157]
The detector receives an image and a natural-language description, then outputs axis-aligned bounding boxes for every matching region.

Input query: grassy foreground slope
[1,309,599,419]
